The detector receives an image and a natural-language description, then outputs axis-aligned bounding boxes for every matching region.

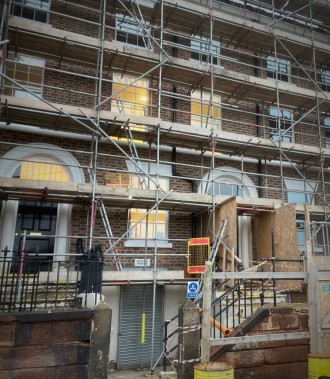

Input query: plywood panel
[255,211,274,262]
[215,197,237,253]
[215,198,237,272]
[274,204,301,291]
[274,204,299,261]
[201,197,237,272]
[255,204,300,291]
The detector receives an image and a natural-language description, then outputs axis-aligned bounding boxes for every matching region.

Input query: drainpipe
[172,85,177,123]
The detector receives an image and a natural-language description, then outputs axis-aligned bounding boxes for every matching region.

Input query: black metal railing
[0,245,103,312]
[154,276,273,373]
[210,279,272,338]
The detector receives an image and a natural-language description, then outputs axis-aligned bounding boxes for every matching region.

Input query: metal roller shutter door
[118,284,164,369]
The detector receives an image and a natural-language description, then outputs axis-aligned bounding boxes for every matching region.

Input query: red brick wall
[216,307,310,379]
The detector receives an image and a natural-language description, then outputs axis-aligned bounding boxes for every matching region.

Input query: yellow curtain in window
[130,209,166,223]
[19,161,69,182]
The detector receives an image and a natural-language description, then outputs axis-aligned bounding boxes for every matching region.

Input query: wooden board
[0,343,90,369]
[202,197,237,272]
[0,365,88,379]
[255,204,300,291]
[14,319,91,346]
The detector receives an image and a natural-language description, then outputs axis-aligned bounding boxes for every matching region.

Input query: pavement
[108,367,173,379]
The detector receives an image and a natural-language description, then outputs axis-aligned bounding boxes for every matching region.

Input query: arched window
[0,143,85,261]
[200,167,258,198]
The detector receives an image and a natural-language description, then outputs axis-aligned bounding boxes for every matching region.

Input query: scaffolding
[1,0,330,368]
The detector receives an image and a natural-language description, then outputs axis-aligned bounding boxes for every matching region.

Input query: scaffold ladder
[98,199,123,271]
[124,121,147,189]
[116,98,146,189]
[88,168,122,271]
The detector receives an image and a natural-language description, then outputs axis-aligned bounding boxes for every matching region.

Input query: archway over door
[0,143,85,259]
[199,167,258,268]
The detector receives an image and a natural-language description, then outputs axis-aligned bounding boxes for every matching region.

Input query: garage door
[117,284,164,369]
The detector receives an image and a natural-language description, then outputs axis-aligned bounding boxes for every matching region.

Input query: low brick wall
[0,304,111,379]
[216,306,309,379]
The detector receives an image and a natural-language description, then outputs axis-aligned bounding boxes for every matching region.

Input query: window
[207,180,243,196]
[285,179,317,205]
[200,167,258,198]
[11,0,50,23]
[128,208,168,240]
[266,56,290,82]
[4,53,45,99]
[296,220,306,251]
[324,117,330,148]
[125,161,171,247]
[112,74,148,116]
[13,161,69,182]
[321,70,330,92]
[269,107,293,143]
[116,14,151,49]
[191,90,221,129]
[191,35,220,66]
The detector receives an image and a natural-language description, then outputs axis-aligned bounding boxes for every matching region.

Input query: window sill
[124,240,173,248]
[266,77,296,86]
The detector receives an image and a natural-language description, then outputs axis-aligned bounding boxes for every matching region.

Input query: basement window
[191,35,220,66]
[191,90,221,129]
[269,107,293,143]
[321,70,330,92]
[4,53,45,99]
[11,0,50,23]
[266,56,291,82]
[116,14,151,50]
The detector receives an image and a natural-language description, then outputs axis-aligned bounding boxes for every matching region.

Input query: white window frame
[266,56,291,83]
[5,52,45,100]
[11,0,50,23]
[269,106,293,143]
[125,160,172,248]
[115,14,151,50]
[199,167,258,198]
[284,178,317,205]
[191,90,221,130]
[190,35,221,66]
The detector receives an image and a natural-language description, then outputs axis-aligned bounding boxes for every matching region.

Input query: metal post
[201,261,212,362]
[271,228,277,307]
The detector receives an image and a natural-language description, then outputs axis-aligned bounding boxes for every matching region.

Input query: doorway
[13,201,57,271]
[117,284,164,369]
